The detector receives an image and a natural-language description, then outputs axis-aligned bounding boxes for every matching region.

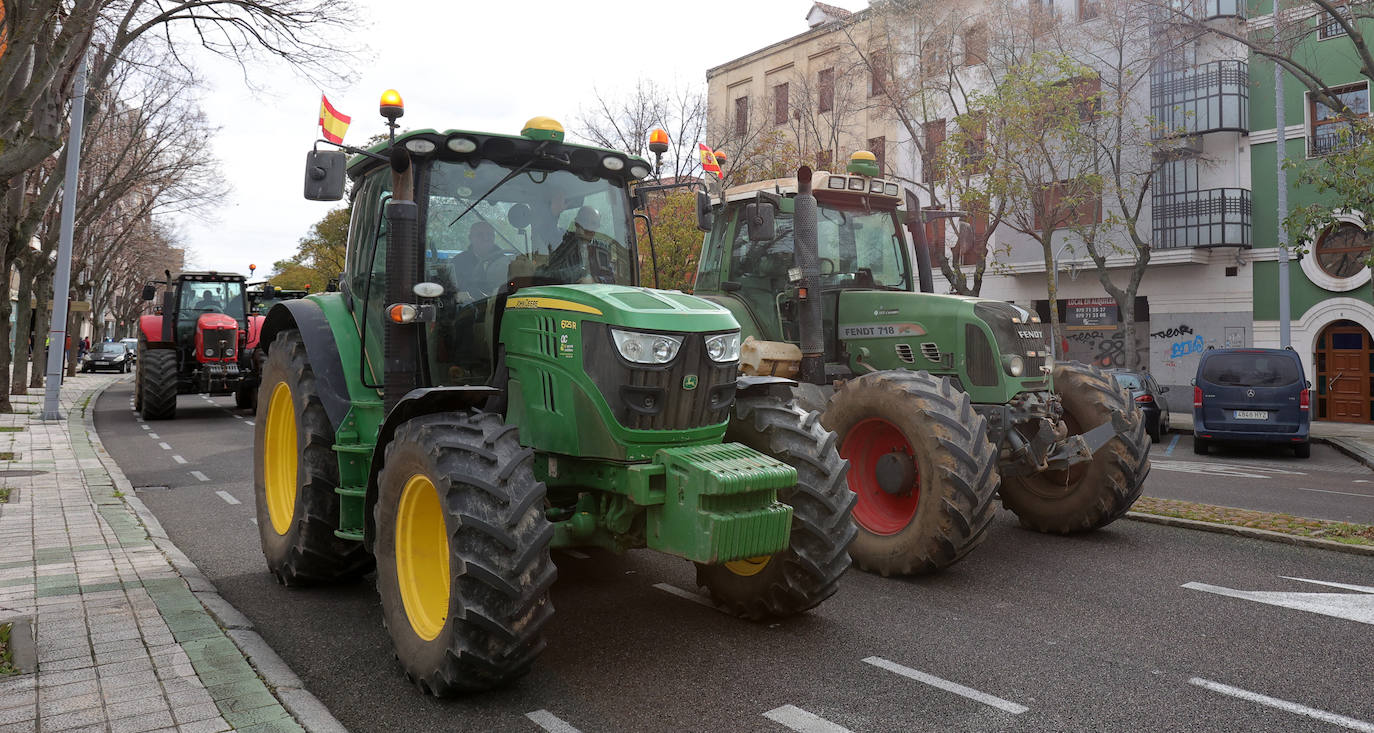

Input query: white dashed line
[561,549,590,560]
[249,517,257,526]
[172,455,187,464]
[140,425,150,431]
[525,710,582,733]
[763,705,852,733]
[1296,487,1374,498]
[190,471,210,482]
[245,420,255,426]
[158,442,171,450]
[215,491,241,505]
[233,414,244,420]
[147,433,159,439]
[1189,678,1374,731]
[652,583,717,609]
[863,657,1029,714]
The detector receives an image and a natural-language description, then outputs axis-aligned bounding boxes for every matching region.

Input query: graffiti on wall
[1063,326,1146,368]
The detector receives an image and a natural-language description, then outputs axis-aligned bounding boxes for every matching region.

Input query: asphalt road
[94,378,1374,733]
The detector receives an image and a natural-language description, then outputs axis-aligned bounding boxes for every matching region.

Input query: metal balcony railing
[1150,60,1249,139]
[1152,187,1251,249]
[1309,124,1367,157]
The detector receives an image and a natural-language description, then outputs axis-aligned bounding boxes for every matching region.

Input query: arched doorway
[1315,319,1373,423]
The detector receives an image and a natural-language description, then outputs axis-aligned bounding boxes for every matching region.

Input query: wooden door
[1316,322,1371,423]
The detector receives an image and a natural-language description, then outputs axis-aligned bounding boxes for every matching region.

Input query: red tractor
[136,271,265,419]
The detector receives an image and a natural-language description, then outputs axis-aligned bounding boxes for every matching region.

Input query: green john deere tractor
[691,152,1149,576]
[253,93,855,695]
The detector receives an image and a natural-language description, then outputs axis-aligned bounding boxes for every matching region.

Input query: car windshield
[1201,353,1302,387]
[98,343,125,356]
[179,281,245,321]
[1112,373,1143,389]
[425,160,636,297]
[729,205,910,291]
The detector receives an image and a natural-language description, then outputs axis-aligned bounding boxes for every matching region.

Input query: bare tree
[575,79,706,181]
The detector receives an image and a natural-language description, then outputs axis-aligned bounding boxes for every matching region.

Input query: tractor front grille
[203,327,236,361]
[965,324,999,387]
[583,322,737,431]
[895,343,916,364]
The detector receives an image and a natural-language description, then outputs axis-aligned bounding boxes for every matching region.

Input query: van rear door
[1197,351,1304,433]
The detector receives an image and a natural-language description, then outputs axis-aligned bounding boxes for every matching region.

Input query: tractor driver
[194,290,220,310]
[452,221,513,302]
[541,206,615,284]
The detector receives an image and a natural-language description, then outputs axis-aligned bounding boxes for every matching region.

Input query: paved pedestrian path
[0,375,342,733]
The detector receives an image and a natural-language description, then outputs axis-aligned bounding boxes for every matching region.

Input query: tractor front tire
[822,370,998,576]
[253,329,373,585]
[375,412,555,696]
[138,349,179,420]
[696,395,856,620]
[1000,361,1150,534]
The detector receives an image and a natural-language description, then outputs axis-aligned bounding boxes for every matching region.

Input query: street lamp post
[1051,241,1075,359]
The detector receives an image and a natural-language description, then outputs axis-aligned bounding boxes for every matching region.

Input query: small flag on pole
[699,143,723,180]
[319,94,351,144]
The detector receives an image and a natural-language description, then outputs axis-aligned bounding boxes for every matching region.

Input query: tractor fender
[259,299,352,431]
[362,385,501,551]
[138,315,168,346]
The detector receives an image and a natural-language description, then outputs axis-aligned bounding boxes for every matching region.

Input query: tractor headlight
[1004,354,1024,377]
[205,348,214,357]
[705,332,741,362]
[611,329,682,364]
[225,348,235,357]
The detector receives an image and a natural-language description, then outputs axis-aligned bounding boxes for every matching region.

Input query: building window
[925,210,947,251]
[1077,0,1100,21]
[1034,180,1100,229]
[1320,3,1351,39]
[817,149,833,170]
[960,113,987,166]
[868,136,887,173]
[1309,82,1369,156]
[1067,76,1102,122]
[1315,222,1370,279]
[922,119,945,181]
[923,36,948,79]
[774,83,790,125]
[1030,0,1058,34]
[734,96,749,136]
[818,68,834,113]
[962,24,987,67]
[870,50,888,97]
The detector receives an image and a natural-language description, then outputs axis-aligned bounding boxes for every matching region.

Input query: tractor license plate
[1234,410,1268,420]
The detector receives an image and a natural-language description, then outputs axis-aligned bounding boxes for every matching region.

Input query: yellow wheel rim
[724,555,772,577]
[263,382,297,536]
[396,474,450,641]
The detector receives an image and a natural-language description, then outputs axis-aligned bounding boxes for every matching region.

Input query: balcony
[1309,123,1367,157]
[1152,187,1251,249]
[1203,0,1245,19]
[1150,60,1249,139]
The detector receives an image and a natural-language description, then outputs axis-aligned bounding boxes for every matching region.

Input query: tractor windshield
[728,204,911,292]
[178,281,246,321]
[425,160,635,302]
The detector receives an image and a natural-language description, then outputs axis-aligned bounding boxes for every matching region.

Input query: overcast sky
[172,0,864,276]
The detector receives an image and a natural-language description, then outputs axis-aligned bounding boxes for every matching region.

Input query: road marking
[233,414,244,420]
[1356,480,1370,484]
[172,455,187,464]
[763,705,852,733]
[190,471,210,482]
[525,710,582,733]
[140,425,150,431]
[215,491,241,506]
[1183,578,1374,626]
[1150,459,1306,479]
[147,433,159,439]
[1296,487,1374,498]
[652,582,717,610]
[1165,434,1179,456]
[245,420,255,426]
[561,549,590,559]
[158,442,170,450]
[862,656,1029,714]
[249,517,257,526]
[1189,678,1374,732]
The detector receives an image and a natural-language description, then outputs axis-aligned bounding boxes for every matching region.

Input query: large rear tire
[696,395,856,619]
[375,412,555,696]
[822,370,998,576]
[253,329,373,585]
[138,349,179,420]
[1000,361,1150,533]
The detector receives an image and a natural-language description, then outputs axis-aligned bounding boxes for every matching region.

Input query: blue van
[1193,348,1311,458]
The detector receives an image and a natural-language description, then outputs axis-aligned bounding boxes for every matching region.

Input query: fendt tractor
[691,152,1150,576]
[253,91,856,695]
[136,271,264,418]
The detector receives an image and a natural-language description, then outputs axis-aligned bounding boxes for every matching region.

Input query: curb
[1126,511,1374,557]
[1322,436,1374,471]
[82,378,349,733]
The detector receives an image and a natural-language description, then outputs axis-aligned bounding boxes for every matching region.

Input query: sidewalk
[0,374,343,733]
[1168,410,1374,468]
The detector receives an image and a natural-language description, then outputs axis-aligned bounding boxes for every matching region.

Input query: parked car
[1192,347,1311,458]
[119,337,138,361]
[1106,369,1171,443]
[82,341,133,373]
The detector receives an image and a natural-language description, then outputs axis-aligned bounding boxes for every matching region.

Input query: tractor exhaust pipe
[793,167,825,385]
[904,190,935,294]
[383,147,418,412]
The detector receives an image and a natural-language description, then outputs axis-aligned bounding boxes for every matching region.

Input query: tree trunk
[0,278,14,412]
[30,275,51,389]
[10,258,32,395]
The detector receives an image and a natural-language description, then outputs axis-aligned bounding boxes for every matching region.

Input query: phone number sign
[1066,298,1117,328]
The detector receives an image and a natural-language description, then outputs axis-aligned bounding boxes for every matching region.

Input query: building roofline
[706,7,868,80]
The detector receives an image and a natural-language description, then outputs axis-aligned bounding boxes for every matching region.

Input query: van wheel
[1294,442,1311,459]
[1193,438,1208,455]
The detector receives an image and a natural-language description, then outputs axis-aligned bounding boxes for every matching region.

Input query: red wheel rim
[841,417,919,535]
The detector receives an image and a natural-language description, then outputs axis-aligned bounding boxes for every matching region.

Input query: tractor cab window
[421,160,635,386]
[178,282,245,320]
[726,204,910,293]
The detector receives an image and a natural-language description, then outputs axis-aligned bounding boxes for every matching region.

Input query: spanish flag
[319,94,351,144]
[699,143,723,180]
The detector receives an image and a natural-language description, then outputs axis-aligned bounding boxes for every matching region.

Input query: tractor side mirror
[695,190,714,232]
[304,149,346,201]
[327,278,339,293]
[744,202,775,242]
[140,284,157,301]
